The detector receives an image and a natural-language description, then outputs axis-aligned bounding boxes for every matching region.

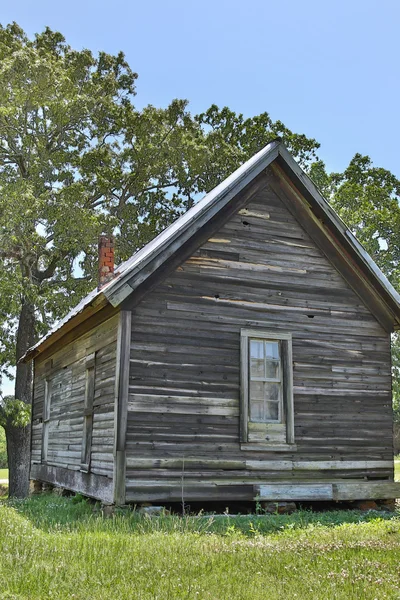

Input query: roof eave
[21,292,111,363]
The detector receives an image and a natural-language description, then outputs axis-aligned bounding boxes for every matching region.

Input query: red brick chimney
[98,235,115,290]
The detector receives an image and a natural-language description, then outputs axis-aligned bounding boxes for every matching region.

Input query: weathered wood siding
[126,171,394,502]
[31,314,119,501]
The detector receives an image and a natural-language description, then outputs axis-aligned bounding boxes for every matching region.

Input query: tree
[0,23,321,496]
[329,155,400,287]
[0,23,137,496]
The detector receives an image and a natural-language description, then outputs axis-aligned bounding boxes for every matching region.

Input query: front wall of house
[31,314,119,503]
[126,173,394,503]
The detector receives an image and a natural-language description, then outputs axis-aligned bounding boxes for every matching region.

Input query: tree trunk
[6,298,36,498]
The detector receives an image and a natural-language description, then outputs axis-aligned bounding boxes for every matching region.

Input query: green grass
[0,468,8,480]
[0,495,399,599]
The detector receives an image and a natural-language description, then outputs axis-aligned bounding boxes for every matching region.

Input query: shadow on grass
[2,493,400,538]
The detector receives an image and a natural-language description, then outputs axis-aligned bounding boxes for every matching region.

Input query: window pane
[250,358,264,378]
[250,381,263,400]
[265,361,279,380]
[250,401,264,422]
[249,381,264,422]
[265,341,279,360]
[250,340,264,377]
[264,382,280,401]
[249,381,265,423]
[250,340,264,359]
[265,401,279,421]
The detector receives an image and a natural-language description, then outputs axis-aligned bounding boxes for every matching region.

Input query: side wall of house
[125,170,395,503]
[30,313,119,503]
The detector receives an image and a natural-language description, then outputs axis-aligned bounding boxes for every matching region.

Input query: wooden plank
[124,458,392,473]
[30,463,113,503]
[240,443,297,452]
[113,310,131,505]
[239,329,249,442]
[128,401,239,417]
[256,483,333,501]
[128,394,238,407]
[113,451,125,505]
[125,484,254,503]
[333,482,400,500]
[282,338,294,444]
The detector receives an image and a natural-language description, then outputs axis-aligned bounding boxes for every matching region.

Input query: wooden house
[23,140,400,506]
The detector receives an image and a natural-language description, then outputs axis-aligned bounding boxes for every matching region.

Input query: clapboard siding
[31,314,119,486]
[126,172,394,502]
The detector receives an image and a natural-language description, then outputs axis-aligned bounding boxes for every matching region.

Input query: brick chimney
[98,235,115,290]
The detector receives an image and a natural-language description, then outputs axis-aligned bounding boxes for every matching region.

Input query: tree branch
[0,250,22,260]
[34,257,59,282]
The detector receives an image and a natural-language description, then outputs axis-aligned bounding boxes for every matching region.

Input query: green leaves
[0,23,139,372]
[0,396,31,428]
[330,155,400,288]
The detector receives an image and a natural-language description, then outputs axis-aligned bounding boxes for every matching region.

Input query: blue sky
[1,1,399,394]
[2,0,400,176]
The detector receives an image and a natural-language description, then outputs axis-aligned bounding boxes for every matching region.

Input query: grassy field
[0,459,397,598]
[0,495,399,599]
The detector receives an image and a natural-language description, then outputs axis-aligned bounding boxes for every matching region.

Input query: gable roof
[23,139,400,361]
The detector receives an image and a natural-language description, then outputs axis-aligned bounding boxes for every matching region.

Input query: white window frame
[240,329,295,451]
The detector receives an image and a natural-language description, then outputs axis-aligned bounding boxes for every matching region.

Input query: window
[249,339,282,423]
[240,329,295,450]
[81,352,96,473]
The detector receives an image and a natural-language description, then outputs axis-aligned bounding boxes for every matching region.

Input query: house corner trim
[113,310,131,505]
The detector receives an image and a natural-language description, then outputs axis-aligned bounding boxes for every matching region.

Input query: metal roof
[23,139,400,360]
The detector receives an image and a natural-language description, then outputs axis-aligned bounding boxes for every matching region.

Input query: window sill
[240,443,297,452]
